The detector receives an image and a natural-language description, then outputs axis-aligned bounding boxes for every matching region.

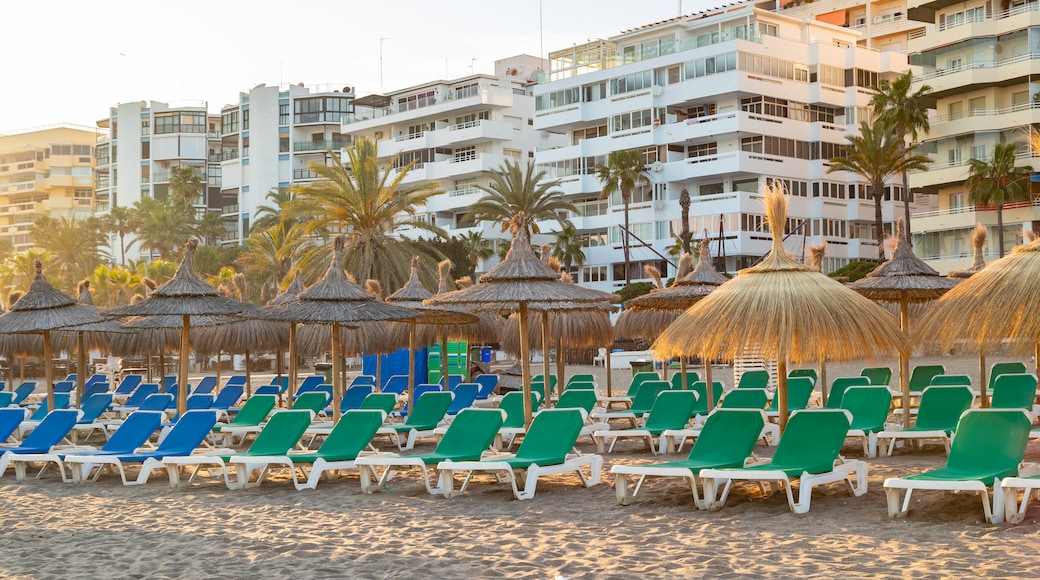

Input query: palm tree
[291,139,444,290]
[89,263,148,307]
[457,230,493,269]
[251,187,299,234]
[30,216,109,292]
[965,142,1033,258]
[467,159,576,236]
[596,150,651,285]
[167,166,204,220]
[0,250,52,295]
[194,211,226,246]
[132,196,194,260]
[828,119,931,261]
[552,223,586,272]
[678,187,692,255]
[237,222,318,303]
[871,71,933,233]
[100,205,136,266]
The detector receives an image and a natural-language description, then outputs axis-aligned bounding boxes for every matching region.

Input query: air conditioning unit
[654,200,665,210]
[651,161,664,173]
[374,131,384,140]
[651,84,664,96]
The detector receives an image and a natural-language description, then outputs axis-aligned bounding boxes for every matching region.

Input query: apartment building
[340,55,567,271]
[0,125,98,252]
[905,0,1040,272]
[96,101,222,262]
[219,84,354,244]
[532,0,932,290]
[777,0,929,52]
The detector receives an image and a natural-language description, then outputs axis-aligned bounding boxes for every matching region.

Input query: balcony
[344,83,515,129]
[398,153,507,183]
[293,169,322,180]
[294,140,349,153]
[910,198,1040,234]
[927,102,1040,139]
[915,52,1040,96]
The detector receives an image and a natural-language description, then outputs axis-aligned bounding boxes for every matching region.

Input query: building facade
[340,55,566,272]
[777,0,929,52]
[905,0,1040,272]
[0,125,98,252]
[532,0,933,290]
[95,101,222,262]
[219,84,355,245]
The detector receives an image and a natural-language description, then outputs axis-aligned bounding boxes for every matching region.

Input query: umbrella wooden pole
[275,348,284,407]
[178,315,189,417]
[77,331,87,407]
[777,359,788,432]
[288,325,297,400]
[44,330,54,413]
[440,328,448,387]
[215,349,222,391]
[819,359,828,407]
[663,358,670,381]
[244,349,252,398]
[375,354,382,390]
[541,311,551,404]
[407,321,416,410]
[605,348,612,397]
[331,322,343,424]
[704,356,715,412]
[519,302,533,429]
[900,298,911,429]
[680,358,688,390]
[978,351,988,408]
[555,335,565,405]
[158,342,165,385]
[1035,342,1039,378]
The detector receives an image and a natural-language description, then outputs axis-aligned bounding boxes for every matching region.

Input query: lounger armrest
[1018,462,1040,477]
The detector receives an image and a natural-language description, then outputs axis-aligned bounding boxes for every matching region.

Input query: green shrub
[828,260,879,282]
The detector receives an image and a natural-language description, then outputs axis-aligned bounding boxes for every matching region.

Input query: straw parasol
[106,238,254,415]
[948,224,988,279]
[912,230,1040,400]
[193,308,290,398]
[849,221,958,424]
[384,257,480,408]
[54,281,129,403]
[263,235,419,422]
[0,261,103,411]
[653,184,908,431]
[426,227,615,427]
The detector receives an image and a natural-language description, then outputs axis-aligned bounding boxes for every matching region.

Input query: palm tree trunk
[996,203,1005,258]
[679,188,691,255]
[901,168,912,245]
[873,187,887,261]
[119,232,126,267]
[623,193,632,286]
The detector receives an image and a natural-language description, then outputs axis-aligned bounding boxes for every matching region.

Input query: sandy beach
[1,354,1039,579]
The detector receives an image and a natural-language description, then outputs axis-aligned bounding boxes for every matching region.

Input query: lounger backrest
[192,376,218,395]
[82,383,110,401]
[989,373,1038,411]
[860,367,892,386]
[246,410,314,455]
[766,377,815,412]
[688,409,766,465]
[123,384,160,407]
[513,408,585,466]
[403,391,453,429]
[54,381,75,394]
[433,408,505,460]
[840,386,893,432]
[0,392,12,407]
[771,409,851,474]
[788,369,818,384]
[440,374,464,392]
[358,393,397,415]
[317,409,386,458]
[0,408,28,442]
[908,365,945,393]
[155,410,220,454]
[567,374,595,386]
[530,382,546,407]
[337,386,372,413]
[253,385,280,397]
[719,388,768,410]
[473,374,499,399]
[626,372,660,397]
[825,377,871,408]
[288,390,328,414]
[565,381,596,392]
[736,370,770,389]
[162,376,177,393]
[78,393,114,423]
[629,380,671,413]
[446,384,479,415]
[989,362,1027,393]
[210,385,245,410]
[690,381,724,415]
[185,394,215,411]
[497,391,532,429]
[945,409,1032,479]
[113,375,143,396]
[669,371,700,390]
[20,409,81,450]
[643,391,698,431]
[350,375,377,388]
[226,395,277,427]
[913,386,974,431]
[555,389,598,416]
[100,411,163,453]
[381,375,408,395]
[12,382,36,405]
[29,393,72,420]
[138,393,175,412]
[294,375,324,395]
[531,375,558,391]
[929,374,971,387]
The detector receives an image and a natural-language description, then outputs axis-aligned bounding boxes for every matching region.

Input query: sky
[0,0,720,133]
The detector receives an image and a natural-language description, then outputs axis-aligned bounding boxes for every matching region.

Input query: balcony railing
[346,84,498,124]
[294,140,349,152]
[912,198,1040,219]
[448,186,482,197]
[293,169,322,180]
[932,101,1040,124]
[917,51,1040,82]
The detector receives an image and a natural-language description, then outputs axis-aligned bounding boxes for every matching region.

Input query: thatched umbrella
[54,281,129,403]
[267,271,305,399]
[426,227,614,428]
[106,239,254,415]
[849,222,958,425]
[263,235,419,422]
[193,309,290,398]
[384,257,478,408]
[0,261,102,411]
[913,229,1040,402]
[653,185,908,431]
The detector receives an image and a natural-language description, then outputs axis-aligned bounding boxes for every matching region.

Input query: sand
[1,354,1039,579]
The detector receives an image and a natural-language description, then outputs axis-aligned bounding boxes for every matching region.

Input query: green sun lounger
[840,386,893,458]
[594,390,697,454]
[877,385,974,456]
[825,376,872,409]
[594,380,671,426]
[211,395,278,447]
[376,390,453,450]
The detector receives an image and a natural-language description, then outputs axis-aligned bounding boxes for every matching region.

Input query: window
[222,110,239,134]
[242,109,249,130]
[295,97,352,123]
[741,136,763,154]
[733,178,759,193]
[141,118,150,134]
[688,103,716,119]
[154,112,207,134]
[759,23,778,37]
[688,142,718,158]
[141,141,150,159]
[572,125,607,143]
[969,97,986,116]
[610,70,653,95]
[609,109,654,133]
[454,83,479,99]
[948,102,963,121]
[700,182,724,195]
[948,148,963,164]
[811,64,845,86]
[503,148,521,161]
[279,104,290,125]
[453,146,476,162]
[535,87,581,110]
[685,52,738,79]
[582,265,607,283]
[582,82,607,102]
[279,136,289,153]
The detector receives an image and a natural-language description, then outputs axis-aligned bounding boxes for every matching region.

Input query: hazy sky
[0,0,718,133]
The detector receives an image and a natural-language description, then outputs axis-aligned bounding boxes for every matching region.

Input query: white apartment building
[777,0,928,52]
[96,101,222,262]
[532,0,936,291]
[340,55,567,271]
[905,0,1040,272]
[219,84,354,244]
